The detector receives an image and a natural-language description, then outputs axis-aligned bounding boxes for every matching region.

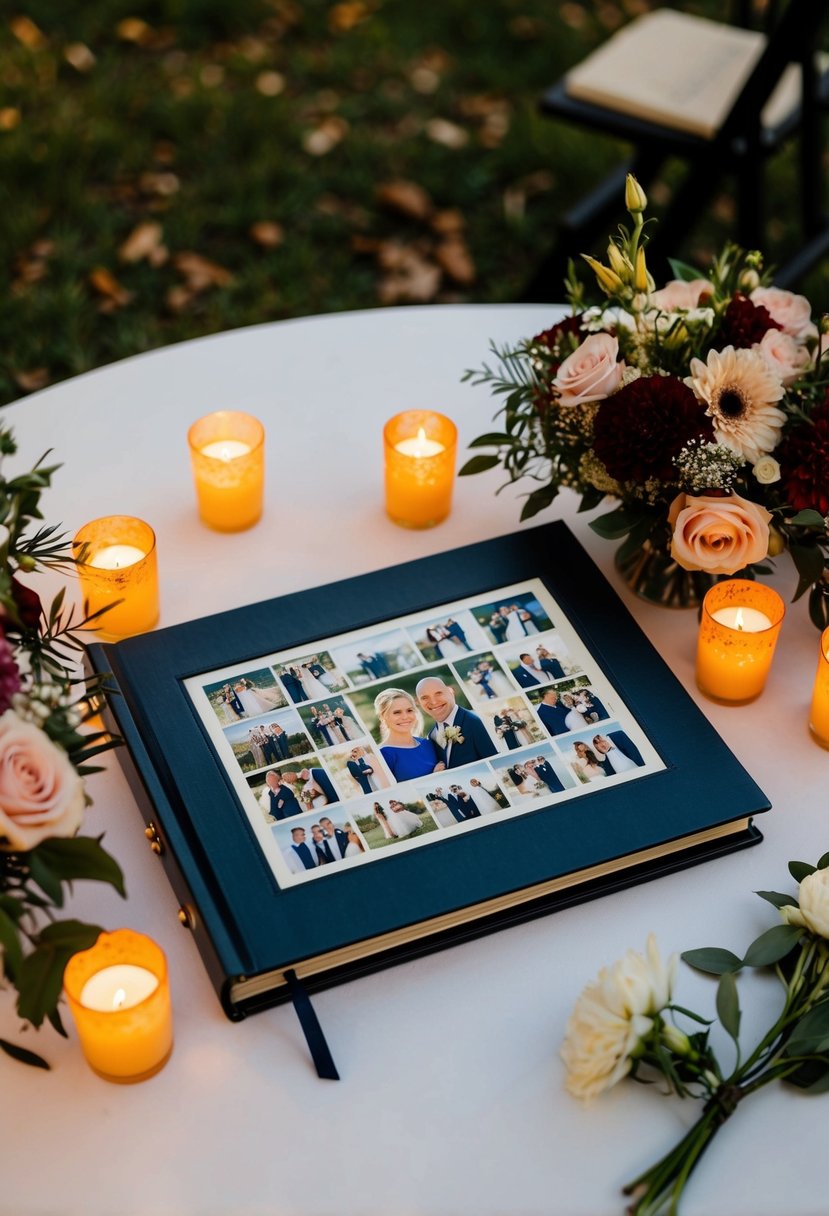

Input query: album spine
[85,641,248,1020]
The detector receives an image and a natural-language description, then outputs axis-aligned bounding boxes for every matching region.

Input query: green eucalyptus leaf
[743,924,803,967]
[0,1038,50,1070]
[34,837,126,898]
[784,1001,829,1057]
[716,972,741,1041]
[458,454,501,477]
[789,860,817,883]
[588,505,644,540]
[789,545,826,601]
[16,920,103,1028]
[667,258,703,282]
[25,850,64,906]
[47,1006,68,1038]
[783,1056,829,1090]
[466,432,513,448]
[755,890,799,909]
[519,485,556,522]
[817,852,829,871]
[788,510,827,529]
[668,1004,713,1026]
[0,905,23,981]
[681,947,743,975]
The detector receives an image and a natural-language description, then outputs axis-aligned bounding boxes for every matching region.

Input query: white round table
[2,305,826,1216]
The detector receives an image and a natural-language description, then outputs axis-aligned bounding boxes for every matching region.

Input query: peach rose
[668,492,771,575]
[552,333,624,407]
[0,710,85,851]
[750,286,817,342]
[649,279,712,311]
[757,328,811,386]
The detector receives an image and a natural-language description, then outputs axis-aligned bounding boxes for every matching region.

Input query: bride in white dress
[299,664,331,701]
[425,625,458,660]
[467,779,502,815]
[502,604,539,641]
[385,799,423,838]
[236,682,271,717]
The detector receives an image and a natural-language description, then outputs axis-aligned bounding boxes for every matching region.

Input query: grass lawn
[2,0,827,404]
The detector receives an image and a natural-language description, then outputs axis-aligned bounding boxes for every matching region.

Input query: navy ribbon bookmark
[284,969,340,1081]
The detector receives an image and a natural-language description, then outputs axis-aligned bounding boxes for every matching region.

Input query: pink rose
[750,287,817,342]
[649,279,712,311]
[552,333,624,407]
[757,328,811,386]
[668,492,771,575]
[0,710,85,852]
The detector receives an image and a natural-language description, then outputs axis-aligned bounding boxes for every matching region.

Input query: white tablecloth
[2,305,826,1216]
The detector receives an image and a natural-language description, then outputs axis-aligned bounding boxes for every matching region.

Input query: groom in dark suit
[593,732,644,775]
[319,816,350,859]
[532,755,565,795]
[416,676,497,768]
[261,771,302,821]
[536,689,571,737]
[511,654,542,688]
[279,666,306,704]
[299,766,339,804]
[346,749,375,795]
[445,618,472,651]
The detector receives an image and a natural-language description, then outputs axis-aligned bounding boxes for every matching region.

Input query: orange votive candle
[809,626,829,748]
[696,579,785,704]
[383,410,457,528]
[188,410,265,531]
[73,516,159,636]
[63,929,173,1083]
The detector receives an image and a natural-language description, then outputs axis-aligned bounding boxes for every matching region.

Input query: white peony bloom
[560,934,677,1101]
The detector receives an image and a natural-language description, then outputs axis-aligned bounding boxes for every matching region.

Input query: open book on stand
[87,523,769,1029]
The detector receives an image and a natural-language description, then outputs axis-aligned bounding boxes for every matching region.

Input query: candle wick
[112,987,127,1010]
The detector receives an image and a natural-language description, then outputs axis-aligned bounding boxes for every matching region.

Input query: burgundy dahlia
[592,375,713,485]
[532,314,584,364]
[0,633,21,714]
[10,577,42,631]
[717,294,781,350]
[776,397,829,515]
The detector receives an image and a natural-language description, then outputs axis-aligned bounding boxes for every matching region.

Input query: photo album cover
[88,523,770,1021]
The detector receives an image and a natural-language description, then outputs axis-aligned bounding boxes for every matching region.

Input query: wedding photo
[352,796,439,850]
[526,682,612,738]
[490,745,576,801]
[348,666,499,779]
[451,652,515,703]
[272,814,366,874]
[561,723,646,785]
[272,651,348,704]
[477,695,546,753]
[203,669,287,726]
[297,696,365,749]
[326,743,391,798]
[409,609,489,663]
[223,706,309,773]
[330,629,423,686]
[248,758,342,819]
[469,593,552,647]
[415,763,510,827]
[501,634,582,689]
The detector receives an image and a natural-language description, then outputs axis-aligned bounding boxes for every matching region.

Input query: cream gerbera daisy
[685,346,785,462]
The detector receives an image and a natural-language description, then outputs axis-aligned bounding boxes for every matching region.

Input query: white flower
[560,934,677,1102]
[685,346,786,462]
[753,455,781,485]
[781,869,829,939]
[0,525,9,551]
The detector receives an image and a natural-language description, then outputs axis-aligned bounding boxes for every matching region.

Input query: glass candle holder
[383,410,457,529]
[63,929,173,1083]
[809,626,829,748]
[73,516,159,637]
[188,410,265,531]
[696,579,785,704]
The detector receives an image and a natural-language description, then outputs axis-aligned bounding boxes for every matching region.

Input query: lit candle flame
[416,426,428,444]
[112,987,127,1010]
[735,608,745,631]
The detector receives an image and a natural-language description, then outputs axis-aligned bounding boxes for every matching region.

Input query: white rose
[552,333,625,407]
[782,869,829,939]
[0,709,86,851]
[753,455,781,485]
[560,934,676,1101]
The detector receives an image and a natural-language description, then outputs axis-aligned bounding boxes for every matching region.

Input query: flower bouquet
[463,177,829,616]
[0,428,124,1069]
[561,857,829,1215]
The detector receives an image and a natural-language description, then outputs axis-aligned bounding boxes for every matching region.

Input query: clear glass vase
[615,538,714,609]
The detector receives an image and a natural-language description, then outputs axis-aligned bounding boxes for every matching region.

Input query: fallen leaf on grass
[173,252,235,291]
[434,237,475,285]
[425,118,469,149]
[249,221,285,249]
[119,221,166,263]
[64,43,96,72]
[376,243,441,304]
[10,16,46,50]
[302,116,348,156]
[375,180,433,222]
[88,267,133,309]
[13,368,50,393]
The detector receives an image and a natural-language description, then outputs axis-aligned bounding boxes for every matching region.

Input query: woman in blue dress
[374,688,445,780]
